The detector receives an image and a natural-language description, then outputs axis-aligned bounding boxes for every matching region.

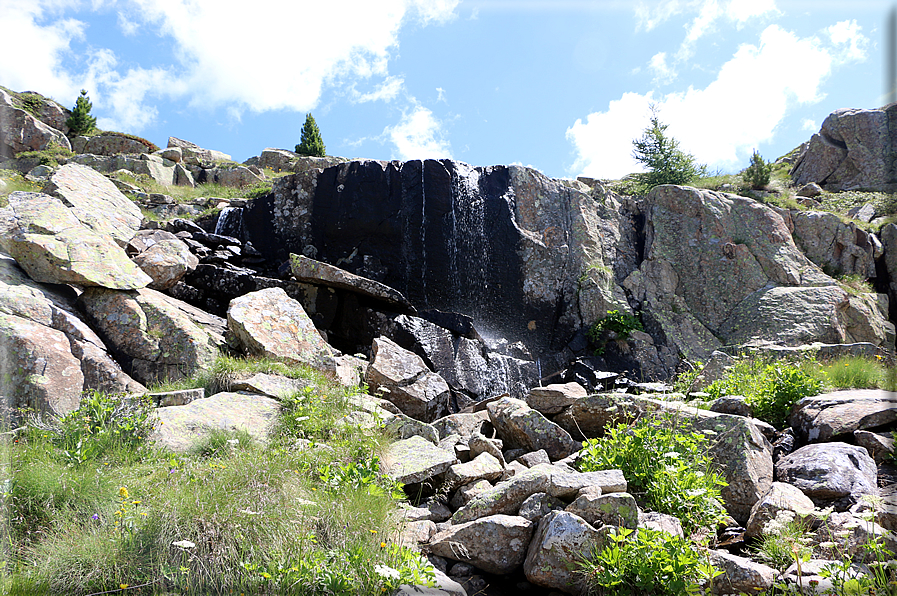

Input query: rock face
[0,89,72,157]
[791,106,897,191]
[81,133,152,156]
[788,211,877,279]
[789,389,897,442]
[622,185,886,361]
[227,287,335,370]
[776,442,878,509]
[3,192,152,289]
[79,287,219,384]
[428,515,534,575]
[365,336,451,422]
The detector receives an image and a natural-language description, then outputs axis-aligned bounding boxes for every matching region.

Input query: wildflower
[120,584,129,589]
[132,500,141,505]
[380,541,386,548]
[119,487,129,499]
[374,565,400,580]
[370,529,378,534]
[260,572,272,579]
[91,513,99,520]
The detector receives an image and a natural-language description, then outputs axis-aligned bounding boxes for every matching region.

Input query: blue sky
[0,0,890,179]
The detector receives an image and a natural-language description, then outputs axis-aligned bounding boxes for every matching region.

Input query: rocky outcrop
[80,133,154,156]
[127,230,199,290]
[365,336,451,422]
[789,389,897,442]
[167,136,231,164]
[791,106,897,192]
[787,210,878,279]
[0,88,71,157]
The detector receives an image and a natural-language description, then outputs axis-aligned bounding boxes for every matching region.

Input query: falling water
[419,164,428,306]
[215,206,245,241]
[448,162,487,319]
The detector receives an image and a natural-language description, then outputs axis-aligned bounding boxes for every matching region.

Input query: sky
[0,0,892,180]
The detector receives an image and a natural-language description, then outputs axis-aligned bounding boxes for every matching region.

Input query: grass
[109,169,273,205]
[4,355,430,595]
[0,170,40,206]
[821,355,895,390]
[13,144,75,168]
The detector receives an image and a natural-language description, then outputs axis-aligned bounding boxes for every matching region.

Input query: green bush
[587,310,644,355]
[705,358,822,428]
[631,108,706,191]
[296,113,326,157]
[578,526,720,596]
[65,89,97,136]
[577,413,727,534]
[742,149,772,190]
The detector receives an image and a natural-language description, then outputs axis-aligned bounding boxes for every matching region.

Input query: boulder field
[1,96,896,595]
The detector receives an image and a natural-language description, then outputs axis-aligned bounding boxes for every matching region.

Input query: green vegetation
[65,89,97,136]
[577,413,727,535]
[578,526,721,596]
[296,113,326,157]
[631,109,706,191]
[0,170,40,206]
[821,354,893,390]
[704,357,822,428]
[13,142,75,167]
[587,309,644,355]
[751,510,812,572]
[5,355,434,595]
[743,149,772,190]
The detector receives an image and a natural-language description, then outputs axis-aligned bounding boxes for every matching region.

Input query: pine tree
[66,89,97,136]
[295,113,326,157]
[631,108,704,191]
[743,149,772,190]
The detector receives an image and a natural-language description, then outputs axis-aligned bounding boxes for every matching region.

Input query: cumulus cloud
[801,118,818,132]
[386,104,451,160]
[826,20,868,63]
[0,0,459,131]
[649,52,675,84]
[353,76,405,103]
[567,23,865,179]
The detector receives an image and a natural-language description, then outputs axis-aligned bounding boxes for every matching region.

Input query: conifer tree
[631,107,704,191]
[66,89,97,136]
[295,113,326,157]
[743,149,772,190]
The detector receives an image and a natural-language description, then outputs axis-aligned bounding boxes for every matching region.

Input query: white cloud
[826,20,868,63]
[386,104,451,160]
[680,0,722,52]
[568,24,862,179]
[634,0,684,31]
[353,76,405,103]
[648,52,675,84]
[801,118,818,132]
[436,87,447,102]
[0,0,459,131]
[727,0,777,24]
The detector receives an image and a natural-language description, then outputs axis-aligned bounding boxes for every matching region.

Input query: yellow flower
[119,487,129,499]
[370,529,377,534]
[120,583,129,589]
[380,542,386,548]
[132,500,141,505]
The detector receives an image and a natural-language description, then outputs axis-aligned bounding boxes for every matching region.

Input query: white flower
[172,540,196,549]
[374,565,400,580]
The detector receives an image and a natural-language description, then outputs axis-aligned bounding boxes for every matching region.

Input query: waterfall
[215,206,245,241]
[448,162,487,320]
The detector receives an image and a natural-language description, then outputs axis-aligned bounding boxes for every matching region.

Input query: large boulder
[128,230,199,290]
[486,397,579,460]
[79,287,219,384]
[745,482,817,539]
[790,106,897,192]
[81,133,153,156]
[789,389,897,442]
[0,254,144,415]
[43,163,143,246]
[776,442,877,509]
[0,89,71,157]
[622,185,886,361]
[2,192,152,289]
[227,287,335,370]
[788,211,877,279]
[167,136,231,164]
[428,514,534,575]
[523,510,606,595]
[382,434,458,485]
[365,336,451,422]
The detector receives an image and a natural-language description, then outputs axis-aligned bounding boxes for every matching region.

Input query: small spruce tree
[743,149,772,190]
[66,89,97,136]
[631,107,705,191]
[295,113,326,157]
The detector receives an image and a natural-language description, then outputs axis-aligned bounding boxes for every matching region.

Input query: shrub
[578,526,720,596]
[296,113,326,157]
[577,413,727,534]
[65,89,97,136]
[587,309,644,355]
[742,149,772,190]
[705,358,822,428]
[631,108,706,191]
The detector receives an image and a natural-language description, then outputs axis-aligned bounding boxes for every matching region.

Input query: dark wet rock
[366,336,451,422]
[776,442,877,509]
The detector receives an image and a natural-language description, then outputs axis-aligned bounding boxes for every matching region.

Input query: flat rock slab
[383,435,458,485]
[151,392,279,452]
[290,253,414,310]
[43,163,143,246]
[5,192,152,289]
[428,514,534,575]
[452,464,554,524]
[525,382,587,415]
[227,287,335,370]
[790,390,897,442]
[230,373,310,399]
[487,397,578,460]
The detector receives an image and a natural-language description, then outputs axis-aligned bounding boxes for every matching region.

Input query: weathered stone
[523,510,606,595]
[428,514,534,575]
[82,133,152,156]
[709,550,776,595]
[548,469,626,500]
[383,412,440,445]
[789,389,897,442]
[525,382,587,415]
[853,429,895,463]
[789,210,876,278]
[638,511,684,538]
[290,253,414,309]
[709,396,751,417]
[366,336,450,422]
[167,136,231,164]
[400,520,437,546]
[445,452,505,487]
[565,492,639,529]
[487,397,578,460]
[227,287,335,371]
[450,479,494,510]
[202,166,264,187]
[796,182,823,198]
[5,192,152,289]
[229,373,309,399]
[745,482,817,538]
[516,449,551,468]
[519,492,565,522]
[0,96,71,157]
[776,442,877,508]
[394,568,467,596]
[128,230,199,291]
[148,388,204,407]
[466,434,505,468]
[452,464,554,524]
[151,392,278,452]
[383,435,458,485]
[79,287,219,384]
